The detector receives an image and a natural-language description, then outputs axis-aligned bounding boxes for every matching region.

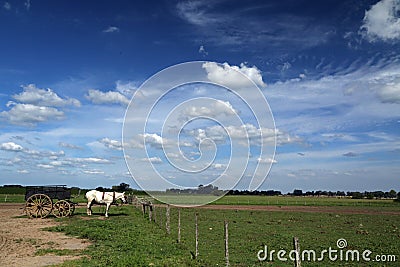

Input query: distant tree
[293,189,303,196]
[112,183,130,192]
[396,192,400,202]
[388,189,397,199]
[350,192,363,199]
[336,191,346,197]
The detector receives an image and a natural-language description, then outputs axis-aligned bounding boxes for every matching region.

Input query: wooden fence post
[224,220,229,266]
[148,205,153,222]
[293,237,301,267]
[195,212,199,258]
[178,208,181,243]
[153,205,157,224]
[166,205,170,234]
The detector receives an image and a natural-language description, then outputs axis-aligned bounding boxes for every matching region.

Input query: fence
[132,198,303,266]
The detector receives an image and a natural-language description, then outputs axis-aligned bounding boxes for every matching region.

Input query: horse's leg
[105,203,110,217]
[87,199,93,215]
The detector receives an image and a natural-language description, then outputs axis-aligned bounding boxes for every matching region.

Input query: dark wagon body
[25,185,75,218]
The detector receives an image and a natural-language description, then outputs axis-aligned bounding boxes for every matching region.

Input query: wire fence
[131,199,302,266]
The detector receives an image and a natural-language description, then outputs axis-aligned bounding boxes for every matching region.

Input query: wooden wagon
[25,185,76,218]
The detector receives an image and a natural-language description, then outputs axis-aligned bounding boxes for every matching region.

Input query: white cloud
[1,103,64,126]
[70,157,111,164]
[142,133,165,148]
[176,1,218,26]
[141,156,162,164]
[58,142,83,150]
[257,157,277,164]
[176,2,331,49]
[202,62,266,88]
[378,82,400,103]
[116,80,137,97]
[181,100,237,119]
[13,84,80,107]
[213,163,226,169]
[188,123,301,147]
[86,89,130,106]
[360,0,400,42]
[82,169,105,174]
[0,142,23,152]
[198,45,208,56]
[103,26,120,33]
[37,164,54,169]
[99,137,123,150]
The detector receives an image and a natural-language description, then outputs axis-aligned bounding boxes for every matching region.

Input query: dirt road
[0,203,89,267]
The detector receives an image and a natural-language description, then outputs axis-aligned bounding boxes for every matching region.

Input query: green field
[40,199,399,267]
[2,193,399,266]
[2,193,398,208]
[214,195,399,207]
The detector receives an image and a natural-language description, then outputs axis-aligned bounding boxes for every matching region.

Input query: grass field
[2,193,399,266]
[2,193,398,207]
[40,199,399,267]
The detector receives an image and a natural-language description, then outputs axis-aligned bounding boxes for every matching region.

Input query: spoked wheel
[25,194,53,218]
[52,200,72,218]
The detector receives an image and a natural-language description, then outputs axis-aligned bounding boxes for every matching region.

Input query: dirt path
[0,203,89,267]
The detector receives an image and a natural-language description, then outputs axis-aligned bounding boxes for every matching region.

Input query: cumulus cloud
[188,123,302,147]
[58,142,83,150]
[378,82,400,103]
[181,100,237,119]
[141,156,162,164]
[142,133,166,148]
[116,80,137,97]
[1,84,80,126]
[82,169,105,174]
[257,157,277,164]
[0,142,23,152]
[1,103,64,126]
[70,157,111,164]
[99,137,123,150]
[202,62,266,88]
[86,89,130,105]
[103,26,120,33]
[360,0,400,42]
[13,84,80,107]
[37,164,54,169]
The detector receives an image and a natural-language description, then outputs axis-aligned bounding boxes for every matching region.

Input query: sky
[0,0,399,193]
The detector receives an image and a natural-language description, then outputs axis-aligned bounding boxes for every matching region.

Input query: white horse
[85,190,127,217]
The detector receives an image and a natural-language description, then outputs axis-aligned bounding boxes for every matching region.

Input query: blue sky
[0,0,399,193]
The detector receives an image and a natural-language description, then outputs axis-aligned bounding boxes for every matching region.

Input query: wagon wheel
[25,194,53,218]
[52,200,71,218]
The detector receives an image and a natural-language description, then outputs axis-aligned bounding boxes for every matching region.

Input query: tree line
[1,184,399,201]
[227,189,400,200]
